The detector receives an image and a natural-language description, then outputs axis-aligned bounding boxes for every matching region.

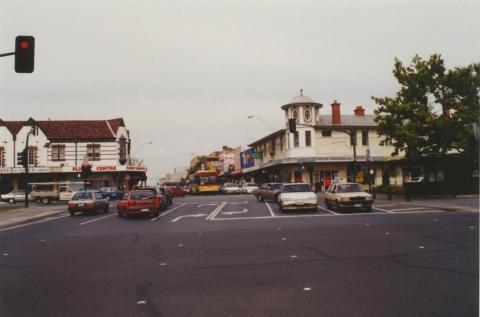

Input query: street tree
[372,54,480,160]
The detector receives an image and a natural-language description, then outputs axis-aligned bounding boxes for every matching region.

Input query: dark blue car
[99,187,125,200]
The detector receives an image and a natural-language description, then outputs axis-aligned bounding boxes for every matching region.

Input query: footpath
[373,194,479,212]
[0,203,67,229]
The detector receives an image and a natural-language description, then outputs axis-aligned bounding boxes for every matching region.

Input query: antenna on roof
[300,89,303,96]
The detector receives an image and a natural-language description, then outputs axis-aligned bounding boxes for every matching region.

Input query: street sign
[252,152,263,159]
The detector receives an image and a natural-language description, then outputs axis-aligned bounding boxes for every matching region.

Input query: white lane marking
[265,202,275,217]
[228,201,248,205]
[0,214,70,233]
[160,262,167,266]
[137,300,147,305]
[372,207,394,213]
[389,207,428,212]
[171,213,207,223]
[374,204,396,207]
[222,209,248,216]
[78,214,116,226]
[151,203,187,222]
[317,205,337,215]
[419,246,425,249]
[3,253,8,256]
[303,287,312,291]
[178,243,183,247]
[206,202,227,220]
[197,203,218,207]
[290,255,298,258]
[210,210,444,221]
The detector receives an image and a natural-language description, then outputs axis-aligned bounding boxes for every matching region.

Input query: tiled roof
[107,118,125,134]
[1,118,126,141]
[3,121,26,136]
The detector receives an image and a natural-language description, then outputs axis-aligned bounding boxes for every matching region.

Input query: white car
[1,190,34,204]
[242,183,259,194]
[324,183,373,212]
[222,183,242,194]
[278,183,318,212]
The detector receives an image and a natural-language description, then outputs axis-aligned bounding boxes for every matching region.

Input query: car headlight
[366,196,373,201]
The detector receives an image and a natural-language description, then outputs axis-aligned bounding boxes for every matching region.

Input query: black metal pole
[351,131,357,182]
[0,52,15,57]
[24,132,30,208]
[368,160,372,193]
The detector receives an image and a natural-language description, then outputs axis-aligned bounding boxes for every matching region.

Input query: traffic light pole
[0,52,15,57]
[24,131,31,208]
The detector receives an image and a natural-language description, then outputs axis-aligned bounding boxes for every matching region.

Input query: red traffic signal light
[15,36,35,73]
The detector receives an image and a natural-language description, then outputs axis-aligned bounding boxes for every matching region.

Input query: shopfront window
[28,147,38,166]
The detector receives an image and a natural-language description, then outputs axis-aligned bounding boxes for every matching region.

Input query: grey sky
[1,0,479,180]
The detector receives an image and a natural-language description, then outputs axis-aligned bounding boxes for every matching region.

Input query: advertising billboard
[240,148,255,169]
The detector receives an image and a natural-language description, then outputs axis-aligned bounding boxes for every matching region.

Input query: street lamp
[247,115,276,131]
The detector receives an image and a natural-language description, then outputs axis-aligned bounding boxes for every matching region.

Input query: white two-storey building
[0,117,147,194]
[247,91,404,191]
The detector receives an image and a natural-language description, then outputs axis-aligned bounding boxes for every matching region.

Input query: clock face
[292,109,299,120]
[304,108,311,121]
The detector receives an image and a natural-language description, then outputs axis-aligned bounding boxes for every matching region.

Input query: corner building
[247,91,403,191]
[0,117,147,193]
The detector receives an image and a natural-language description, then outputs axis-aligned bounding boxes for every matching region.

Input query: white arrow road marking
[206,202,227,220]
[171,213,208,223]
[222,209,248,216]
[151,203,187,222]
[197,203,218,207]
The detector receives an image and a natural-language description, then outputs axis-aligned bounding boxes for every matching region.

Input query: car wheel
[274,194,279,202]
[117,209,121,217]
[153,212,160,218]
[41,197,50,205]
[312,206,318,213]
[325,201,332,210]
[69,211,75,216]
[278,202,284,212]
[8,198,15,204]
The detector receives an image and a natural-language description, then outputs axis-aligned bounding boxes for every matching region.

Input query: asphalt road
[0,194,478,317]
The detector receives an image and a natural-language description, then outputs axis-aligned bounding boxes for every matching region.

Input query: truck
[29,182,86,204]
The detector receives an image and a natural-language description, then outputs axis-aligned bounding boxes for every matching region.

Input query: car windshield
[271,184,282,190]
[130,191,155,200]
[225,183,237,187]
[282,184,311,193]
[336,184,365,193]
[246,183,257,187]
[72,192,93,200]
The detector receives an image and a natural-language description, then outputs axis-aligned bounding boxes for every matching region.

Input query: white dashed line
[265,202,275,217]
[78,214,116,226]
[0,214,70,233]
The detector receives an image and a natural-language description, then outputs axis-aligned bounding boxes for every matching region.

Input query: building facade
[246,91,404,191]
[0,117,147,193]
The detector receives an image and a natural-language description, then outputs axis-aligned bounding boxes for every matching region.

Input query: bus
[190,170,220,194]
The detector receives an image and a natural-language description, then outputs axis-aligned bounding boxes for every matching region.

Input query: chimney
[442,106,451,118]
[354,105,365,116]
[331,100,341,125]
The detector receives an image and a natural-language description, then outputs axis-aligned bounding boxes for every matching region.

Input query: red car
[166,186,186,197]
[117,190,161,218]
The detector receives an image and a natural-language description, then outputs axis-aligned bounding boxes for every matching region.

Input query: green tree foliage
[372,54,480,159]
[187,156,208,176]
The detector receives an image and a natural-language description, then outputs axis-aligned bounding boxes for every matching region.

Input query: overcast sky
[1,0,479,180]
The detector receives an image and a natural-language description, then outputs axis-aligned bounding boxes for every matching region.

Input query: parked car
[99,187,125,200]
[166,185,186,197]
[68,190,109,216]
[242,183,259,194]
[278,183,318,212]
[117,190,161,218]
[221,183,242,194]
[0,190,33,204]
[324,183,373,212]
[256,183,283,202]
[183,185,191,194]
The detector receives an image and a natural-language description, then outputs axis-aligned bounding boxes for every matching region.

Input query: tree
[372,54,480,160]
[187,156,208,176]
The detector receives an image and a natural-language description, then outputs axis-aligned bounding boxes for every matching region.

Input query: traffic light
[17,149,28,168]
[15,36,35,73]
[288,118,296,133]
